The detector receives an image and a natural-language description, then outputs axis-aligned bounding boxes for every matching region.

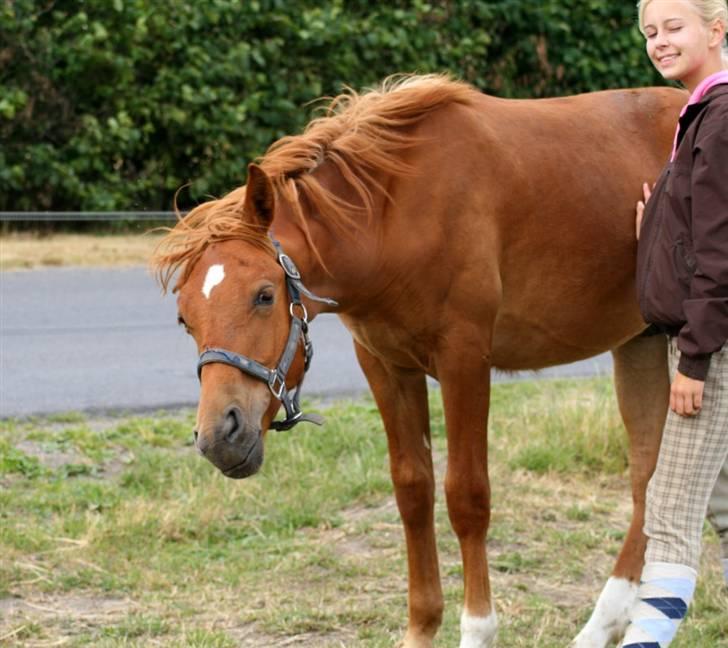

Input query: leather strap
[195,239,337,431]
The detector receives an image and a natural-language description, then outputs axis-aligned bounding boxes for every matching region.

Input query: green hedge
[0,1,663,212]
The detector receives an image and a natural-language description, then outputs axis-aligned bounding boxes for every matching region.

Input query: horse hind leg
[571,333,669,647]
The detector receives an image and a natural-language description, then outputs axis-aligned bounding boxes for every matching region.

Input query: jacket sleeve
[677,106,728,380]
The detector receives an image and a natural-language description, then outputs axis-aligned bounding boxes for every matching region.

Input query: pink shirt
[671,70,728,161]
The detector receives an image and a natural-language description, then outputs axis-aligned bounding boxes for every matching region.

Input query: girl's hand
[670,371,705,417]
[635,182,652,241]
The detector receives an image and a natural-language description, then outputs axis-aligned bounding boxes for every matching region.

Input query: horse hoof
[570,626,624,648]
[571,576,635,648]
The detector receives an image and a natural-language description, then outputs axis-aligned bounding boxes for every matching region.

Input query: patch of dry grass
[0,233,164,270]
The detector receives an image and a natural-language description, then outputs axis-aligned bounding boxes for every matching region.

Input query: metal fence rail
[0,212,183,222]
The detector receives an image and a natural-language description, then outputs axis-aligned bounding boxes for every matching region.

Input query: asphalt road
[0,267,612,418]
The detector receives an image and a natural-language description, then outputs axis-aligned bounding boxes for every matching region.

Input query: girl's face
[642,0,725,90]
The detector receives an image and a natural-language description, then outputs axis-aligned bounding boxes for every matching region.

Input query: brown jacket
[636,84,728,380]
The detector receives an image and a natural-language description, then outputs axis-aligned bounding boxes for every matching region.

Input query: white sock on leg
[619,562,697,648]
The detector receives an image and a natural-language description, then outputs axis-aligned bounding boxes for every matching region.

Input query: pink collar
[671,70,728,161]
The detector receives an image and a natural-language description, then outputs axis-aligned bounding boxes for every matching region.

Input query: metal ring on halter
[289,302,308,321]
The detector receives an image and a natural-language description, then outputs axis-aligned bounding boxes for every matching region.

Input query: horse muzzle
[194,405,264,478]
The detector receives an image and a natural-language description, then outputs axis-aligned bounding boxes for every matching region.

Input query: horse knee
[444,473,491,537]
[391,460,434,523]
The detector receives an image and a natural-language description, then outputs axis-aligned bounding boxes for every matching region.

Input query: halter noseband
[196,241,337,431]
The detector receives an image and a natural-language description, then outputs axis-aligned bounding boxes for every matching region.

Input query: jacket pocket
[673,238,697,283]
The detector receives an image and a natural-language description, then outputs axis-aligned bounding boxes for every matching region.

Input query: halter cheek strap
[196,240,337,431]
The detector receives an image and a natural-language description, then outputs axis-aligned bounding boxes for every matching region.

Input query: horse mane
[151,74,478,292]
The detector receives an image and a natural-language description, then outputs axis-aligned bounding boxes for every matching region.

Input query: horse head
[173,164,318,478]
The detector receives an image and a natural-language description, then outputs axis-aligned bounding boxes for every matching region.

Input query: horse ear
[243,163,275,229]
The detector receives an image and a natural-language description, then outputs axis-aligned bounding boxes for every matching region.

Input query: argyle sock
[619,562,697,648]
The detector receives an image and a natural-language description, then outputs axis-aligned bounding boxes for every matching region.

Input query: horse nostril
[194,428,210,455]
[222,406,243,443]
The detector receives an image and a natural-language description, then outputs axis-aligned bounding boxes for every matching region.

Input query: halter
[196,241,338,431]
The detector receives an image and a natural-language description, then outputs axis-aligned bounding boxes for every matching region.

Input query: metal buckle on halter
[289,301,308,322]
[278,252,301,280]
[268,373,285,400]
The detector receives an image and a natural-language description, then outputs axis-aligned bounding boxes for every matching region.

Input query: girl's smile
[642,0,726,91]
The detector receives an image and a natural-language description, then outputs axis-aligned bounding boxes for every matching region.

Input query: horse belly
[489,301,644,371]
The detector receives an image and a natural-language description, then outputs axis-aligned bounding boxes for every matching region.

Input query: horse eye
[255,290,274,306]
[177,315,191,332]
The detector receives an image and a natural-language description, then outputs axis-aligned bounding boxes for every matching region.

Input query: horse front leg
[436,334,497,648]
[571,333,669,647]
[354,341,443,648]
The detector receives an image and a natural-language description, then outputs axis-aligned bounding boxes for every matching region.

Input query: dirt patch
[340,499,398,524]
[0,594,137,646]
[13,439,134,479]
[0,594,357,647]
[15,440,88,471]
[0,594,134,618]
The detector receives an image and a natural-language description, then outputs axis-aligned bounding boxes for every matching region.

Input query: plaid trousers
[644,337,728,569]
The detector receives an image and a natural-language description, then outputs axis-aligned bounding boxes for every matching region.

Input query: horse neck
[271,164,387,319]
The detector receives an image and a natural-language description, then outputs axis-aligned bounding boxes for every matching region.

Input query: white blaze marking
[460,609,498,648]
[570,576,637,648]
[202,264,225,299]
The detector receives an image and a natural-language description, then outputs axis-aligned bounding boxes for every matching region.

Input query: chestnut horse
[153,76,685,647]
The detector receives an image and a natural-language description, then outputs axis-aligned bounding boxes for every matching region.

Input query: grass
[0,232,163,270]
[1,377,725,647]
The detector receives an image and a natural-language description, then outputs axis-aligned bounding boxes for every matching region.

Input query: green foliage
[1,1,663,211]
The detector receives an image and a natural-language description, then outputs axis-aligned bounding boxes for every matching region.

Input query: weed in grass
[99,613,170,639]
[492,551,542,574]
[174,629,239,648]
[58,463,96,478]
[0,620,46,644]
[0,440,46,479]
[566,505,592,522]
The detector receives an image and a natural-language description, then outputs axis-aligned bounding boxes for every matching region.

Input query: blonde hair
[638,0,728,67]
